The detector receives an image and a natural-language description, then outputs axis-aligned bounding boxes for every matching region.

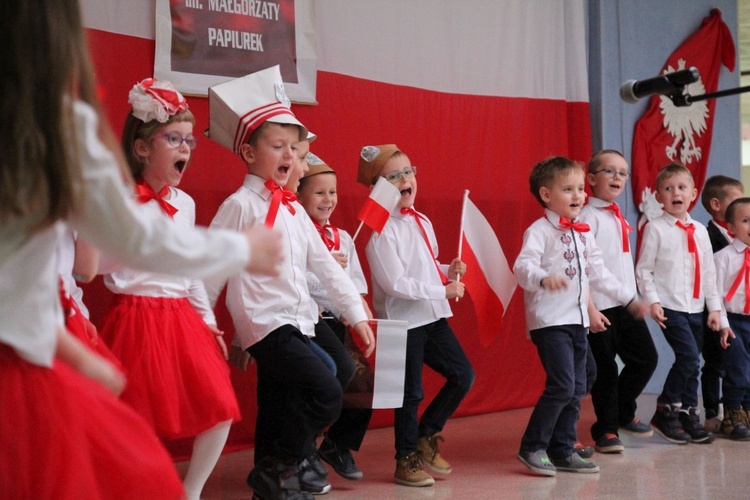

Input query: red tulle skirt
[59,284,121,369]
[99,295,240,439]
[0,345,184,500]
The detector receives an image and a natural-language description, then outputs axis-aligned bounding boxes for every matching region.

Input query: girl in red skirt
[2,2,281,498]
[98,78,241,500]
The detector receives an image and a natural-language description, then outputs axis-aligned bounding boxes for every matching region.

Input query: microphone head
[619,80,640,103]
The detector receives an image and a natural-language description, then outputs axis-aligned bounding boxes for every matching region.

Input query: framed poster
[154,0,317,103]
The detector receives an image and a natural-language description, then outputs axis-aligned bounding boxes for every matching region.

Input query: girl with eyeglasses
[98,78,240,500]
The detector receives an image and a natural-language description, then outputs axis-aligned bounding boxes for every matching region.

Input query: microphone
[619,67,700,103]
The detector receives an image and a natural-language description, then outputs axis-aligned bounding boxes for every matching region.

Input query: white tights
[183,419,232,500]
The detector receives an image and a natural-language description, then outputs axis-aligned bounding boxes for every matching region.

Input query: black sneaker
[297,457,332,495]
[573,441,594,459]
[679,407,714,444]
[650,405,690,444]
[247,458,314,500]
[317,436,364,481]
[306,453,328,479]
[595,433,624,454]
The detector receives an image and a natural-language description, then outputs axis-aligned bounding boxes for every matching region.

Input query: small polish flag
[345,319,408,409]
[356,177,401,235]
[459,192,517,347]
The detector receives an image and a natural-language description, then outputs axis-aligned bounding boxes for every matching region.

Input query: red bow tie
[559,217,590,233]
[264,180,297,228]
[676,220,701,299]
[314,221,340,252]
[135,181,178,218]
[401,207,449,285]
[604,203,633,252]
[726,247,750,314]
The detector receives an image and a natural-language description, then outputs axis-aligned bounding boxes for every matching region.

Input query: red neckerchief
[604,203,633,252]
[676,220,701,299]
[401,207,449,285]
[135,181,178,218]
[264,180,296,228]
[559,217,590,233]
[725,247,750,314]
[314,221,340,251]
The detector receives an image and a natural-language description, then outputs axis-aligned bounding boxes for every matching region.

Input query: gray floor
[181,394,748,499]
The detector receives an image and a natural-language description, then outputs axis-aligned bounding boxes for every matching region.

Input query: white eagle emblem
[659,58,708,165]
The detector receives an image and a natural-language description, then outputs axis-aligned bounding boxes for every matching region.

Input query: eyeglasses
[152,131,198,150]
[592,167,629,180]
[383,166,417,184]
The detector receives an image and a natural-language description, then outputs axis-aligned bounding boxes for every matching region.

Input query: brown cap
[357,144,401,187]
[305,152,335,177]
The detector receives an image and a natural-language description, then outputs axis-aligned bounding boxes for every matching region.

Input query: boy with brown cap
[359,144,475,487]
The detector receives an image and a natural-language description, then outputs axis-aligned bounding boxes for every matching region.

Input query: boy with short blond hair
[361,144,474,487]
[579,150,658,454]
[203,66,374,499]
[636,163,722,445]
[514,156,643,477]
[700,175,744,431]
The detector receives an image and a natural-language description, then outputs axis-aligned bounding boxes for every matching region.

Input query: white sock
[183,419,232,500]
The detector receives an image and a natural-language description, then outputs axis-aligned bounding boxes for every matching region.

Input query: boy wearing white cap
[203,66,374,500]
[359,145,475,487]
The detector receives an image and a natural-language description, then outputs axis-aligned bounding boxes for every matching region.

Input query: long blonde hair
[0,0,101,229]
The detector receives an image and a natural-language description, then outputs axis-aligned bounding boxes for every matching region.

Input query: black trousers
[249,325,342,464]
[589,306,658,439]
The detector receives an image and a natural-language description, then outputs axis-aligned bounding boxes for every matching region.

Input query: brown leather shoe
[394,453,435,487]
[418,434,452,474]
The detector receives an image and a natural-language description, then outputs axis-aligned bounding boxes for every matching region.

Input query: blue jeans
[657,308,703,408]
[394,318,474,459]
[723,313,750,409]
[520,324,587,460]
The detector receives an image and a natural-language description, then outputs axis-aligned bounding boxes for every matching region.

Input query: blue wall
[588,0,740,394]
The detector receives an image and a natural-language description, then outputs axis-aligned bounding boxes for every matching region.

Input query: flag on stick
[459,191,517,347]
[345,319,408,409]
[352,177,402,241]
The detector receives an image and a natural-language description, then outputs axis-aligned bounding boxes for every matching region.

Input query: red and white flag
[356,177,401,235]
[631,8,735,225]
[345,319,408,409]
[459,192,517,347]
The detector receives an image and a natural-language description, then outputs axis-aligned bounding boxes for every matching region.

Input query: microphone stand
[670,84,750,107]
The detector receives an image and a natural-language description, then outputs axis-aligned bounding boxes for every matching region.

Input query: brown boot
[720,408,750,441]
[394,453,435,487]
[417,434,452,474]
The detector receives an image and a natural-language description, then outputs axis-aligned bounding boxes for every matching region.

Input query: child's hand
[445,281,465,300]
[208,324,228,359]
[228,345,252,371]
[79,355,127,396]
[332,252,348,269]
[243,227,283,276]
[352,321,375,358]
[448,258,466,280]
[650,303,667,329]
[541,276,568,291]
[719,327,736,349]
[625,298,648,320]
[589,310,610,333]
[706,311,721,332]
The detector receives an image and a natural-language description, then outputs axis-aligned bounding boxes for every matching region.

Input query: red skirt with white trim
[0,345,184,500]
[99,295,240,439]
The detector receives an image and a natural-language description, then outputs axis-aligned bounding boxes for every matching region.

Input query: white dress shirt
[0,101,249,367]
[56,225,90,318]
[635,212,721,314]
[205,174,367,349]
[513,209,634,334]
[714,239,750,329]
[307,224,367,318]
[579,198,637,310]
[103,188,216,325]
[366,207,452,329]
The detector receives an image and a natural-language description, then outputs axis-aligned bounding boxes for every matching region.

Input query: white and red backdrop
[81,0,592,456]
